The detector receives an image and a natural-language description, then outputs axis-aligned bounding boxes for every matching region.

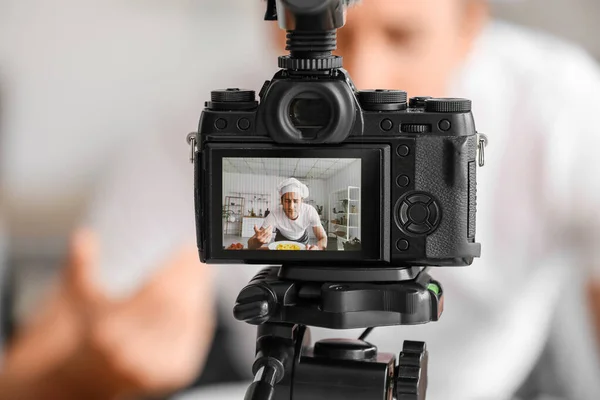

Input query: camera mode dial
[424,98,471,113]
[359,90,408,111]
[208,89,258,111]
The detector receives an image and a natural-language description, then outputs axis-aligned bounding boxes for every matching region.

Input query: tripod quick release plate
[233,267,444,329]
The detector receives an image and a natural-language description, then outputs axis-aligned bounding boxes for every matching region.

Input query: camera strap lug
[186,132,197,164]
[477,133,488,167]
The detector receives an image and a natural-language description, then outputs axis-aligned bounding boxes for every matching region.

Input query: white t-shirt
[263,203,321,241]
[85,20,600,400]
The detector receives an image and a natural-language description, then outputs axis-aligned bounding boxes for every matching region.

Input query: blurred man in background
[1,0,600,399]
[86,1,600,399]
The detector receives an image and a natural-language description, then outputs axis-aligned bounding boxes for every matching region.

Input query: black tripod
[233,266,443,400]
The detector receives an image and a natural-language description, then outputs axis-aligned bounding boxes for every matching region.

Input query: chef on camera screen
[248,178,326,250]
[222,157,362,251]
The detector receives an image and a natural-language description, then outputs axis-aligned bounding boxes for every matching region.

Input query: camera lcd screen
[223,158,362,252]
[204,145,387,264]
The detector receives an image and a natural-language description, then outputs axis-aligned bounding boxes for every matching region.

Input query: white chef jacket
[263,203,321,242]
[85,20,600,400]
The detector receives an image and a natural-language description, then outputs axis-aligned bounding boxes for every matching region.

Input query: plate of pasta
[268,241,306,251]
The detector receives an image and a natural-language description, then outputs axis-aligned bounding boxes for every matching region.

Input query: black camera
[194,15,481,268]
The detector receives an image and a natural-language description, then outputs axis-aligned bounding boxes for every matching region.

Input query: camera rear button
[215,118,227,130]
[439,120,451,131]
[380,119,393,131]
[408,204,428,224]
[237,118,251,131]
[396,145,410,157]
[396,175,410,187]
[396,239,410,251]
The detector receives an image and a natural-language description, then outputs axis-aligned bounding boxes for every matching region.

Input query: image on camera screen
[223,157,362,251]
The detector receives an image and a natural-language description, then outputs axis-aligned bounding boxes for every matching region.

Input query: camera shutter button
[409,96,432,108]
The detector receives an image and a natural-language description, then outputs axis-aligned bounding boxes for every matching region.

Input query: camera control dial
[358,89,408,111]
[424,98,471,113]
[211,88,254,102]
[208,89,258,111]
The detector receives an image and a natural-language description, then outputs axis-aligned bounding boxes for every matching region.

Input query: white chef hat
[277,178,309,198]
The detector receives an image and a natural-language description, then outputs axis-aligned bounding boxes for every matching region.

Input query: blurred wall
[492,0,600,61]
[0,0,268,240]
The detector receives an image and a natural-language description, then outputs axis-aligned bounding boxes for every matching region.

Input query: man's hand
[306,244,323,251]
[248,225,273,249]
[0,230,215,400]
[254,225,273,244]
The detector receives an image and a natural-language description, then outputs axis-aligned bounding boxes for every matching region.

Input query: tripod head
[234,266,443,329]
[234,266,436,400]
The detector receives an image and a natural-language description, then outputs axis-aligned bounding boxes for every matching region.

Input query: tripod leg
[245,364,280,400]
[244,324,306,400]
